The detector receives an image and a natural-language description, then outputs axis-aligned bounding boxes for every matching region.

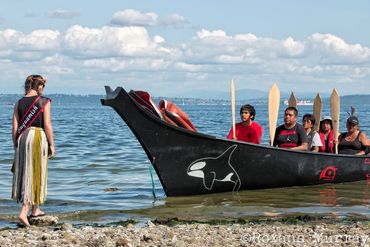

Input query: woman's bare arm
[12,102,19,148]
[43,102,55,157]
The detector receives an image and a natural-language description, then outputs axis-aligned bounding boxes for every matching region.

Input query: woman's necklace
[345,131,358,141]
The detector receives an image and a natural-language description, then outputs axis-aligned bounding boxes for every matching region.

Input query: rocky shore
[0,217,369,247]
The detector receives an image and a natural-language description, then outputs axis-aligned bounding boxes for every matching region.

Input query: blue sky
[1,0,370,97]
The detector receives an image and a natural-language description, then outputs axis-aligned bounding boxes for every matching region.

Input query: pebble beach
[0,217,369,247]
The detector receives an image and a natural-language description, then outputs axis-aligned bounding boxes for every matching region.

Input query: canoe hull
[101,86,370,196]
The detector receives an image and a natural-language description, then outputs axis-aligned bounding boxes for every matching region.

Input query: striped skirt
[12,127,49,205]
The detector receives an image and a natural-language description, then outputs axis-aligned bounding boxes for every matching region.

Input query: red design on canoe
[129,91,163,119]
[319,166,337,181]
[159,99,197,132]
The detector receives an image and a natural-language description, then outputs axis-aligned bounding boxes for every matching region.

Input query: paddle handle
[268,83,280,146]
[313,93,322,132]
[330,88,340,154]
[231,79,236,140]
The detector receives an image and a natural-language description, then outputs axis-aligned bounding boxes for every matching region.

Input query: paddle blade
[230,79,236,139]
[288,92,297,108]
[268,83,280,146]
[313,93,322,132]
[330,88,340,154]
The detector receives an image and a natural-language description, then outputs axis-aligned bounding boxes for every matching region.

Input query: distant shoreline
[1,94,370,106]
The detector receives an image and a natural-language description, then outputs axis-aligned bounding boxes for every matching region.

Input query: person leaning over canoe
[318,116,335,153]
[227,104,263,144]
[273,107,308,150]
[338,116,370,155]
[302,113,322,152]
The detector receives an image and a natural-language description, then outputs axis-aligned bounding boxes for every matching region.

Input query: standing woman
[12,75,55,226]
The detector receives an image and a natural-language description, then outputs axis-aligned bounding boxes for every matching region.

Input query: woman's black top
[338,132,363,155]
[17,96,50,128]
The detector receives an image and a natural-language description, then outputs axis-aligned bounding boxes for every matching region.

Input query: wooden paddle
[231,79,236,140]
[330,88,340,154]
[268,83,280,146]
[288,92,297,108]
[313,93,322,132]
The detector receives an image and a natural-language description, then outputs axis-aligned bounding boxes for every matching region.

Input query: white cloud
[282,37,305,57]
[110,9,187,28]
[308,33,370,64]
[0,29,60,51]
[62,25,180,59]
[160,13,187,27]
[1,23,370,95]
[111,9,158,27]
[0,29,60,61]
[82,57,171,72]
[48,10,80,19]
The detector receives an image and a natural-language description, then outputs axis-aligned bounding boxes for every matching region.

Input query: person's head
[240,104,256,121]
[346,116,359,132]
[24,75,46,95]
[284,106,298,125]
[302,113,315,130]
[320,116,332,133]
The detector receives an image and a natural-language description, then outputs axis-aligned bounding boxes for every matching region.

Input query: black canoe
[101,86,370,196]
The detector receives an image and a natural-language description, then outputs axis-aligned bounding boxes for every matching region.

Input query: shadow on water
[32,181,369,226]
[124,181,370,221]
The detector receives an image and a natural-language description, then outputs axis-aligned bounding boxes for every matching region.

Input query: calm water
[0,95,369,228]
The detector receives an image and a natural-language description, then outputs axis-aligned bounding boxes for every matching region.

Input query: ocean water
[0,94,369,228]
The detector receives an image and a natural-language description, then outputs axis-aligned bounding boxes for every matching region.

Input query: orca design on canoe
[101,86,370,196]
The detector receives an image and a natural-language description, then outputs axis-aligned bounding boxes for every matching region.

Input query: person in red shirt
[227,104,263,144]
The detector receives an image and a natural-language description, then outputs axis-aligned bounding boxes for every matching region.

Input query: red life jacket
[129,90,163,119]
[159,99,197,132]
[319,130,335,153]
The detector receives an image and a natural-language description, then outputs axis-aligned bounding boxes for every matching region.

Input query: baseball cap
[347,116,359,125]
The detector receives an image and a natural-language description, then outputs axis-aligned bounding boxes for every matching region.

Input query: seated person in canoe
[318,116,335,153]
[302,113,322,152]
[338,116,370,155]
[273,107,308,150]
[227,104,263,144]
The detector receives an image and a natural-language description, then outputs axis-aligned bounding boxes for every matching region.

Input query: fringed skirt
[12,127,49,205]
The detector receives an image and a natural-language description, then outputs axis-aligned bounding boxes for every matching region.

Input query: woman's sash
[16,95,50,140]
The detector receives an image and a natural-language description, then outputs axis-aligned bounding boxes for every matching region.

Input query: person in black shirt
[273,107,308,150]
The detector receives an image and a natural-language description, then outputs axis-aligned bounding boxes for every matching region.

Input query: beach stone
[60,223,73,231]
[146,220,155,228]
[85,236,108,247]
[142,233,154,242]
[29,215,59,226]
[104,187,119,192]
[115,237,131,247]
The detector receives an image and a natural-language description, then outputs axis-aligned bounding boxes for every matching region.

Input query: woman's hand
[48,145,55,158]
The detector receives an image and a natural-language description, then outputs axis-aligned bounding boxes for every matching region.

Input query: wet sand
[0,218,369,247]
